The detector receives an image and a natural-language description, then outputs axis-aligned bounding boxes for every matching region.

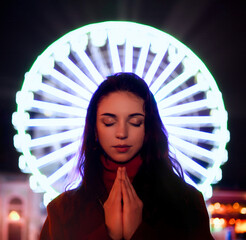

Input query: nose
[116,122,128,139]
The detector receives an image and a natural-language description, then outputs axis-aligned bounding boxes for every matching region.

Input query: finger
[122,167,134,202]
[118,166,123,181]
[121,174,131,205]
[108,168,122,200]
[124,168,138,200]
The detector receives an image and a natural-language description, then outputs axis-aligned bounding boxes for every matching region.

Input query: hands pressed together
[103,167,143,240]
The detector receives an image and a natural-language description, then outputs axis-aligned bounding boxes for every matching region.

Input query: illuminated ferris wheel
[12,21,229,204]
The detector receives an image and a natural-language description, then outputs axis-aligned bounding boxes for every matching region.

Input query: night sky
[0,0,245,190]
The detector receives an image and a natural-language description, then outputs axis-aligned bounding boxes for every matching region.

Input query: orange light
[8,211,20,221]
[233,202,240,210]
[229,218,236,225]
[235,219,246,234]
[208,204,214,213]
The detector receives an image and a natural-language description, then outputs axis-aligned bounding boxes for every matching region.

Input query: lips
[113,145,131,153]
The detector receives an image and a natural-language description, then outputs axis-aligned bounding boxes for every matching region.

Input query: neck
[101,154,143,193]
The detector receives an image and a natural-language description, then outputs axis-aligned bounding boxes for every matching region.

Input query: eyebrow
[100,113,145,117]
[129,113,145,117]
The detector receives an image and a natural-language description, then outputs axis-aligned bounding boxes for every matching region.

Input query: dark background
[0,0,245,190]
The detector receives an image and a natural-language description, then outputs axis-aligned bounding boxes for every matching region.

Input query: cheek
[97,127,113,145]
[133,128,145,146]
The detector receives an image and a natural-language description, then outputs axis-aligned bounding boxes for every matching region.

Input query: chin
[109,154,134,163]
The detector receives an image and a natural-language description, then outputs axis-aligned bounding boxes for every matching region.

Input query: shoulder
[183,182,204,200]
[48,189,79,208]
[182,183,207,209]
[47,189,86,223]
[181,183,211,225]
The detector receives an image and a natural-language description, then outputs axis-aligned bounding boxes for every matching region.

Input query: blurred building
[0,173,46,240]
[208,189,246,240]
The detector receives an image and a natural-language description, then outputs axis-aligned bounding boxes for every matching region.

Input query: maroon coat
[39,184,214,240]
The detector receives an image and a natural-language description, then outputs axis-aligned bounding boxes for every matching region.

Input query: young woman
[40,72,214,240]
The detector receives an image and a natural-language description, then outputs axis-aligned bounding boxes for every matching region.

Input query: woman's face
[96,91,145,163]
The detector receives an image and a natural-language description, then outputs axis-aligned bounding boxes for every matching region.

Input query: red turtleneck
[100,155,143,193]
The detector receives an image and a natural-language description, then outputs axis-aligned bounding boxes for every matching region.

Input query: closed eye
[101,117,116,126]
[129,122,142,127]
[129,118,144,127]
[104,122,115,127]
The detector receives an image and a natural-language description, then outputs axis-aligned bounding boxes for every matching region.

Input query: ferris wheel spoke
[135,41,150,78]
[47,68,93,100]
[162,116,222,127]
[150,52,186,94]
[144,44,169,85]
[27,118,84,128]
[155,70,195,102]
[124,37,133,72]
[108,31,122,73]
[166,125,221,144]
[70,46,104,85]
[29,128,82,149]
[35,141,79,168]
[174,149,208,179]
[159,99,211,116]
[157,84,202,109]
[39,83,89,108]
[169,135,215,163]
[89,45,110,77]
[31,100,86,117]
[183,172,197,188]
[47,157,75,186]
[59,58,98,92]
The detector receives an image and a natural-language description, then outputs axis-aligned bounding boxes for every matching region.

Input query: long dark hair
[76,72,183,198]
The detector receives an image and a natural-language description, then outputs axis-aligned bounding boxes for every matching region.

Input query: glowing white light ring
[12,21,229,203]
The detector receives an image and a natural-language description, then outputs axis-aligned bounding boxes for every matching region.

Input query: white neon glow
[27,118,84,127]
[23,72,42,92]
[13,133,31,150]
[124,37,133,72]
[89,44,111,77]
[159,99,211,116]
[53,43,70,60]
[175,149,208,179]
[35,141,79,168]
[90,28,107,47]
[59,58,98,92]
[29,128,82,149]
[29,174,39,190]
[108,31,122,73]
[150,52,185,94]
[47,157,75,186]
[16,91,34,110]
[32,100,86,117]
[18,155,27,170]
[155,70,195,102]
[48,68,93,100]
[39,83,89,108]
[157,83,202,109]
[183,172,197,189]
[166,125,222,143]
[71,45,104,85]
[161,116,223,126]
[135,41,150,78]
[12,112,29,129]
[169,135,215,163]
[12,21,229,202]
[144,43,168,85]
